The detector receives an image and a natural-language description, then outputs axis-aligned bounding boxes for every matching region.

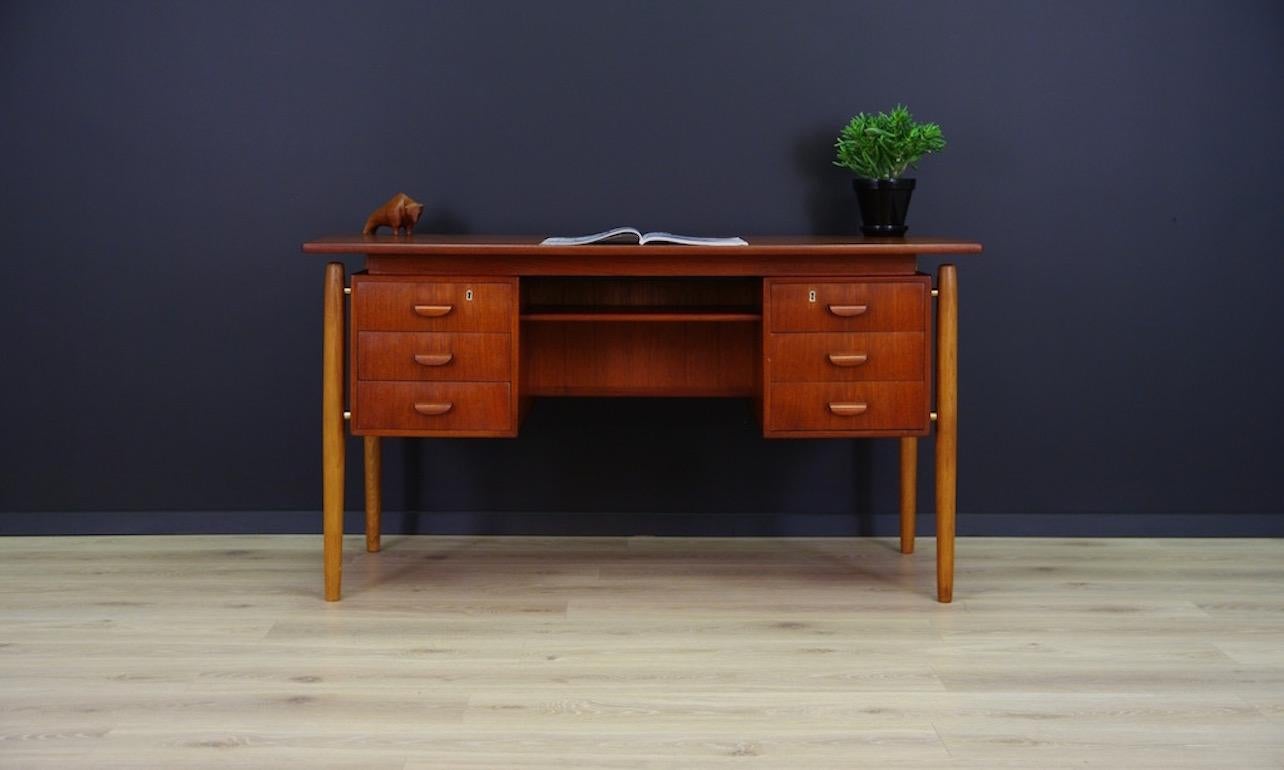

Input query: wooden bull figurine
[362,193,424,236]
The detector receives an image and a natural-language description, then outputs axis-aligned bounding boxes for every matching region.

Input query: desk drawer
[357,332,511,382]
[353,278,514,332]
[354,382,513,435]
[768,279,927,332]
[768,332,925,382]
[766,382,928,433]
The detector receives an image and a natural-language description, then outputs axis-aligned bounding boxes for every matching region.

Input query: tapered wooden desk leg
[935,264,958,603]
[322,262,346,601]
[899,437,917,554]
[364,437,381,553]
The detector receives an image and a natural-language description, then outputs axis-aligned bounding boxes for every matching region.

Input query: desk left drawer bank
[349,275,520,437]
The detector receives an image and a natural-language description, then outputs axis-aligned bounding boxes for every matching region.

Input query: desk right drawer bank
[762,275,932,438]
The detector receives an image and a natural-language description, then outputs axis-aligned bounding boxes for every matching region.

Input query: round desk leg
[899,437,917,554]
[322,262,346,601]
[364,437,382,553]
[935,264,958,603]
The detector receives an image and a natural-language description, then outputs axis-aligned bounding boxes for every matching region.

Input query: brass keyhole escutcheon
[808,290,816,303]
[465,289,474,301]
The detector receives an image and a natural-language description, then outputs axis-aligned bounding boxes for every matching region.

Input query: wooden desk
[303,235,981,602]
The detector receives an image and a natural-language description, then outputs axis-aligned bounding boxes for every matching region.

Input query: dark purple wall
[2,1,1282,535]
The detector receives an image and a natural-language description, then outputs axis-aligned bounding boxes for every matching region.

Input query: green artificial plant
[834,104,946,180]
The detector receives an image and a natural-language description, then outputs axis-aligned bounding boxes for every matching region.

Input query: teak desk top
[303,233,983,255]
[304,234,980,276]
[307,234,978,604]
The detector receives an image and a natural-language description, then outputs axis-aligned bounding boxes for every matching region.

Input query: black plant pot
[853,177,916,236]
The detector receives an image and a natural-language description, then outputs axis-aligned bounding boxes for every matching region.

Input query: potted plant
[834,104,946,236]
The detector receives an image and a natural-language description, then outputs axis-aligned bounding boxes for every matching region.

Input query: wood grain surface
[303,234,984,257]
[765,381,928,432]
[766,331,926,382]
[353,382,514,436]
[305,236,978,283]
[2,536,1281,768]
[351,277,515,332]
[356,332,512,382]
[935,265,958,602]
[522,321,758,397]
[767,278,929,332]
[321,263,345,601]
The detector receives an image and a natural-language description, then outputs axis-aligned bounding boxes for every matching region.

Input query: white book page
[540,227,641,246]
[640,232,748,246]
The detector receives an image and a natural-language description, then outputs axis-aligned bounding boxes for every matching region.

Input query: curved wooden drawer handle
[828,304,868,317]
[413,353,454,367]
[827,353,868,367]
[413,402,454,416]
[413,304,454,317]
[828,402,868,416]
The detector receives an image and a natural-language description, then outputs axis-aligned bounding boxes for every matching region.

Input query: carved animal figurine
[362,193,424,235]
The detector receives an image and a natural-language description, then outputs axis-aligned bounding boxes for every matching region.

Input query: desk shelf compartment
[519,276,762,398]
[521,321,758,398]
[521,306,759,323]
[521,277,760,322]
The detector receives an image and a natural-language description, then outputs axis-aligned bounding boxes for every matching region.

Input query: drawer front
[357,332,511,382]
[767,382,928,433]
[354,382,513,435]
[353,279,514,332]
[768,332,925,382]
[769,280,926,332]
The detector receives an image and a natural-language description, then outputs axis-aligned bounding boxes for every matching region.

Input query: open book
[541,227,747,247]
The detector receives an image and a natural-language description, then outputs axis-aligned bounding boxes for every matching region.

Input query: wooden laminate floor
[1,535,1282,769]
